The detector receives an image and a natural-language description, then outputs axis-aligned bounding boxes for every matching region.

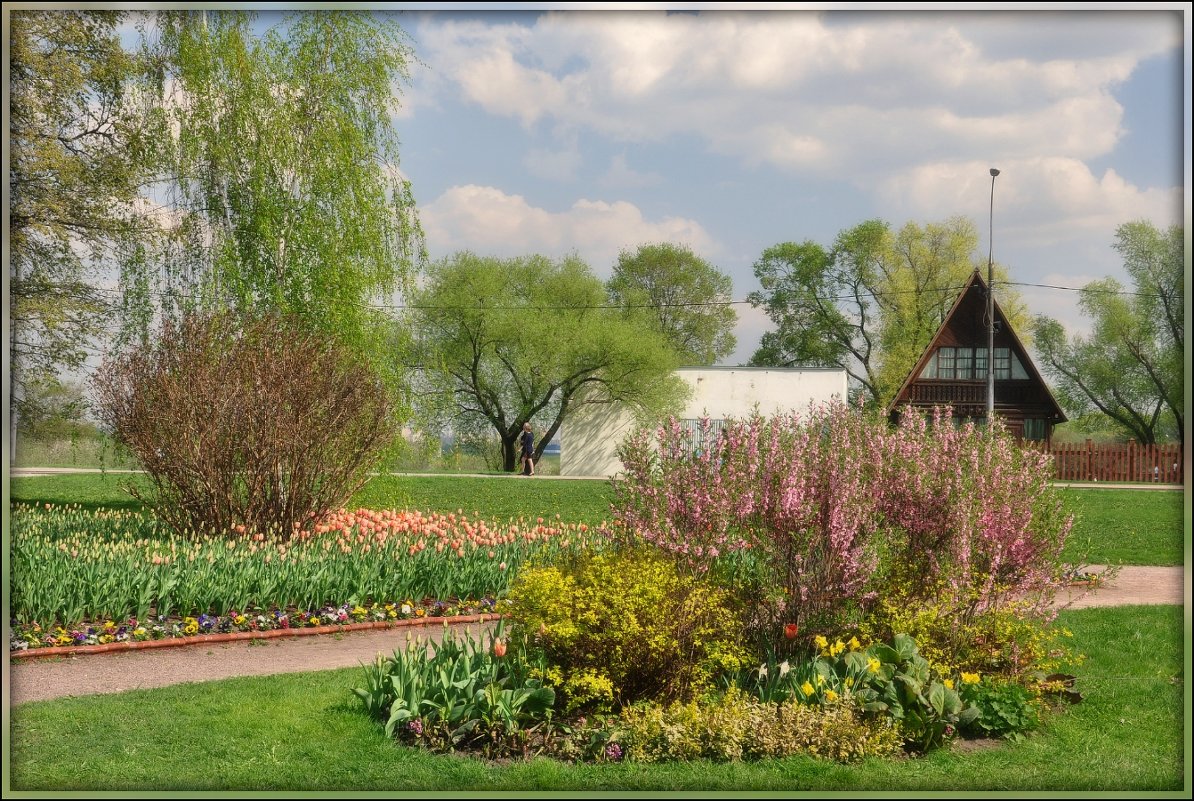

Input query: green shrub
[960,679,1042,741]
[615,688,902,763]
[504,546,749,713]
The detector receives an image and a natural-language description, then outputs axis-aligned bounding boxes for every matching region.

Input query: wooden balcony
[905,381,1047,408]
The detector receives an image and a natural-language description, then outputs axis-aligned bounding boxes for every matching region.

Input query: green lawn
[1056,487,1186,566]
[7,472,616,525]
[9,474,1185,565]
[7,604,1183,792]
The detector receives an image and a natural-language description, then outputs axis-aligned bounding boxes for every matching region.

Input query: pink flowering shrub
[612,402,1072,650]
[875,407,1073,616]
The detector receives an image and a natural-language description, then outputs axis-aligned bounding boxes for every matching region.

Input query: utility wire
[17,278,1168,314]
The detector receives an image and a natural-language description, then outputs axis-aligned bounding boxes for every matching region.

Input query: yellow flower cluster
[961,671,981,684]
[815,633,856,658]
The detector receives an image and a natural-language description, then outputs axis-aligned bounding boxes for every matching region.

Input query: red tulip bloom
[784,624,799,640]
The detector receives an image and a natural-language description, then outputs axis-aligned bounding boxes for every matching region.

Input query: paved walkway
[7,565,1184,707]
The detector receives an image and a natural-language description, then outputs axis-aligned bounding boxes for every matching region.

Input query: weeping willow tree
[122,10,425,383]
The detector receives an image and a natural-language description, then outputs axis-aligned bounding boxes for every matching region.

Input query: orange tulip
[493,639,508,658]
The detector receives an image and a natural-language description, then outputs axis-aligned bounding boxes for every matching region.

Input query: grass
[8,604,1183,792]
[9,474,1184,565]
[8,472,615,525]
[352,473,611,523]
[1057,487,1186,566]
[12,435,141,470]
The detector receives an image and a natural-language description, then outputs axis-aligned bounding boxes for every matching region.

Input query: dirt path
[7,619,499,706]
[6,566,1184,707]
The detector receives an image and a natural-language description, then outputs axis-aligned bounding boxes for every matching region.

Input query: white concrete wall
[559,367,848,478]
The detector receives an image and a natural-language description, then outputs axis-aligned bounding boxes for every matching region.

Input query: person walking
[520,422,536,476]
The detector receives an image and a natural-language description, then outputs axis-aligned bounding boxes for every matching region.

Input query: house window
[937,347,956,379]
[1023,419,1047,441]
[956,348,974,380]
[925,346,1025,381]
[994,347,1011,380]
[974,347,988,376]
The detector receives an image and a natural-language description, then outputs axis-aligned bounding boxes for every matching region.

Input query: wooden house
[887,270,1066,443]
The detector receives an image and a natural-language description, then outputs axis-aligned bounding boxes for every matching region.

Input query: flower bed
[10,598,505,655]
[10,503,603,637]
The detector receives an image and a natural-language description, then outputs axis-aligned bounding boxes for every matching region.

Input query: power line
[18,277,1168,316]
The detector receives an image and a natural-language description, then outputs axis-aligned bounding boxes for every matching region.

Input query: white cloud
[876,157,1182,249]
[416,11,1175,176]
[420,184,718,277]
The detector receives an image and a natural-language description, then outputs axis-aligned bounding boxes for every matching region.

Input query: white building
[558,367,848,478]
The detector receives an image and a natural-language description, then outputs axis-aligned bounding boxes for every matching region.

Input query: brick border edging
[10,614,505,660]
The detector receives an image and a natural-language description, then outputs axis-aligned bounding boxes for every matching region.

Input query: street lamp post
[986,168,1000,420]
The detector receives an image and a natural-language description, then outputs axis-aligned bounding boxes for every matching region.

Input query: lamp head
[989,168,1001,177]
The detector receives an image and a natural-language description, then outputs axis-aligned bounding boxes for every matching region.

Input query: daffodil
[801,681,815,696]
[867,656,881,674]
[814,634,828,649]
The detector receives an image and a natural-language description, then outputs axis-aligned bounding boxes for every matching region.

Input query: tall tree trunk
[502,434,519,473]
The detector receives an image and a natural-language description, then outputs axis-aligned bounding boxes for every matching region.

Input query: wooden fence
[1031,440,1184,484]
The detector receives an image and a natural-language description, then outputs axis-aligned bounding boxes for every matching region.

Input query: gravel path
[6,565,1184,707]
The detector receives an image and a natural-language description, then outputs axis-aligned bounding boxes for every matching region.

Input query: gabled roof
[886,270,1067,422]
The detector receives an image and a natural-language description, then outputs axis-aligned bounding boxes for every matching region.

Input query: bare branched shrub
[94,312,398,539]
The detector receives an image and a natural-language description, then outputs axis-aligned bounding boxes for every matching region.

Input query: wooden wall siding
[1027,440,1184,484]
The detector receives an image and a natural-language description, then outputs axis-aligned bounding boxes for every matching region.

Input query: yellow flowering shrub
[505,546,749,712]
[617,688,902,763]
[858,583,1081,682]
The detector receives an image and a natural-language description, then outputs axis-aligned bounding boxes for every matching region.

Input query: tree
[748,217,1028,404]
[123,10,425,375]
[607,243,737,365]
[12,376,99,443]
[1032,221,1183,445]
[411,253,689,472]
[9,11,153,456]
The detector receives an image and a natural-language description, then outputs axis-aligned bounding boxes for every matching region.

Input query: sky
[94,3,1194,368]
[372,4,1189,366]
